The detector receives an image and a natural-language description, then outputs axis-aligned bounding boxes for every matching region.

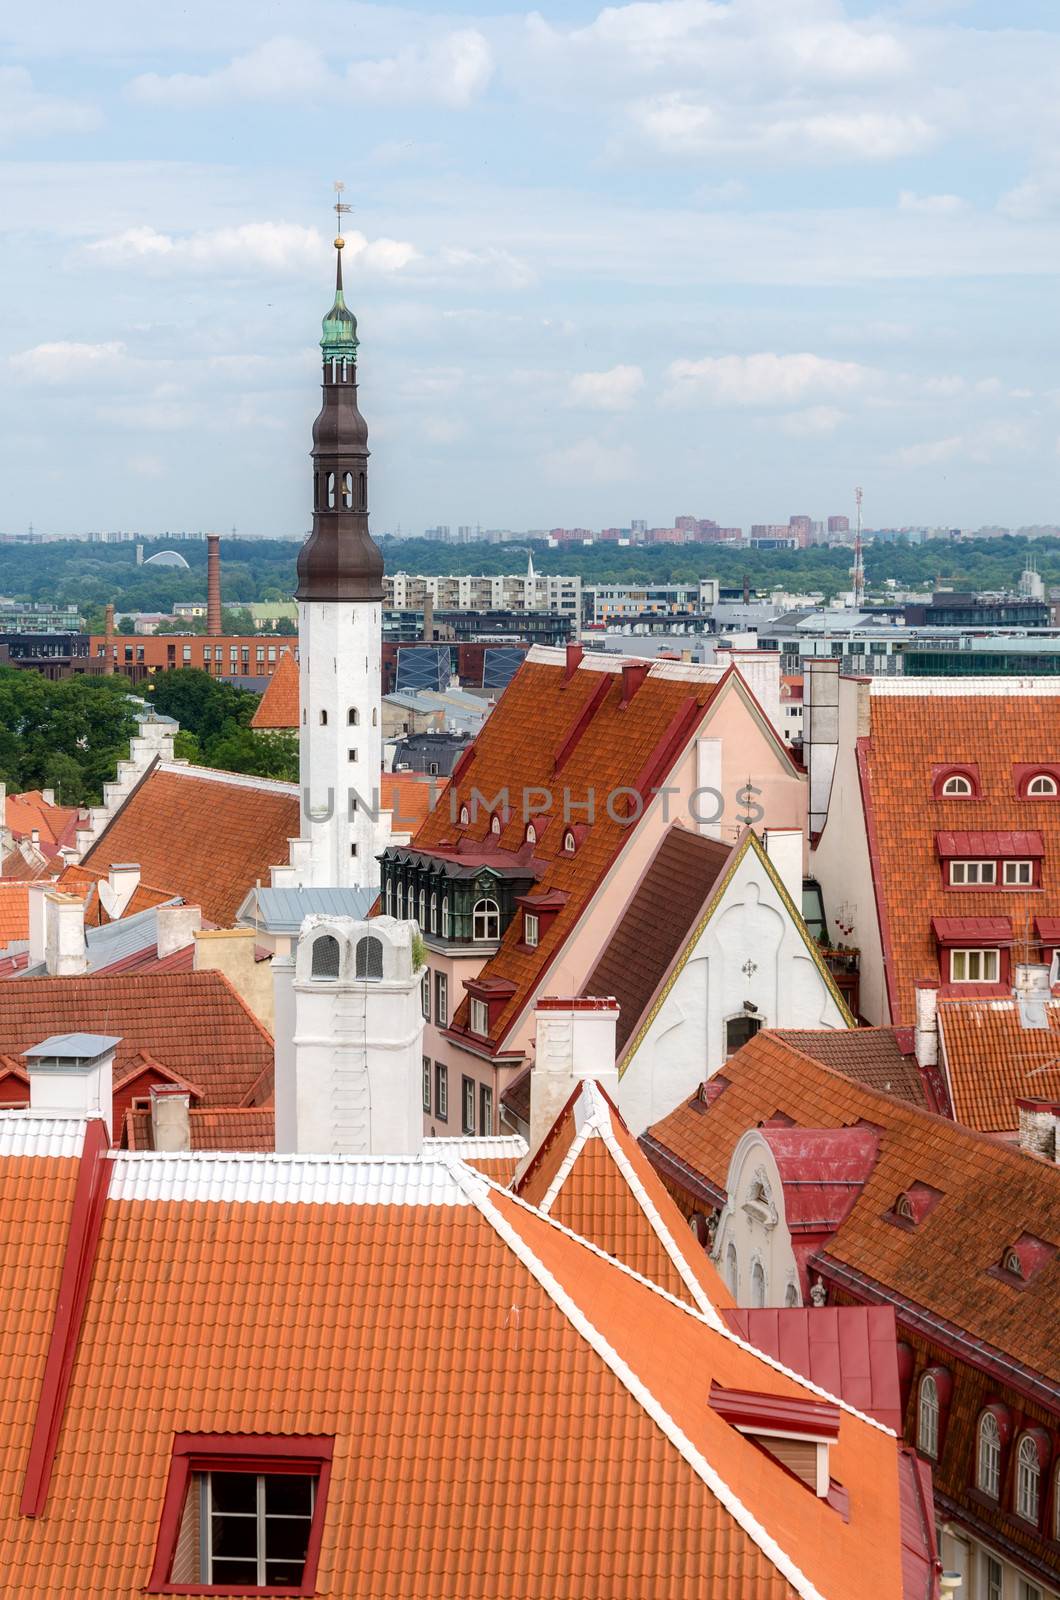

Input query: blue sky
[3,0,1060,538]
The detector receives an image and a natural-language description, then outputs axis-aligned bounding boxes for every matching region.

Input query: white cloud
[8,341,130,384]
[422,418,467,445]
[543,436,634,485]
[130,29,492,111]
[899,190,967,214]
[127,453,166,478]
[566,364,644,411]
[779,406,845,438]
[664,352,870,408]
[434,245,536,290]
[893,422,1030,469]
[893,435,964,467]
[999,167,1060,221]
[83,222,418,277]
[630,94,932,161]
[0,67,100,145]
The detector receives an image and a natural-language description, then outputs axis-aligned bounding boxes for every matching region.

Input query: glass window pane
[212,1557,260,1583]
[265,1474,314,1517]
[265,1517,312,1566]
[210,1472,258,1515]
[211,1512,259,1560]
[267,1557,310,1585]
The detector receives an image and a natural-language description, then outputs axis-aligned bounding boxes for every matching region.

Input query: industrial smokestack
[104,604,115,675]
[207,534,222,636]
[423,593,434,643]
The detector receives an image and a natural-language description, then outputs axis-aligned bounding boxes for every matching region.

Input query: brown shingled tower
[206,534,222,636]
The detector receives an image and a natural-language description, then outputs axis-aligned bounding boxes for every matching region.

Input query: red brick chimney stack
[206,535,222,636]
[104,604,115,675]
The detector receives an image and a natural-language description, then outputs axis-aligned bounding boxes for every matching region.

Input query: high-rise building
[828,515,850,535]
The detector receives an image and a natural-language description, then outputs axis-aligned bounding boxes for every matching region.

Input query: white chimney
[24,1033,119,1137]
[150,1084,191,1151]
[28,882,51,966]
[98,863,141,921]
[44,892,88,977]
[277,915,424,1157]
[914,980,939,1068]
[40,788,55,807]
[764,828,804,908]
[156,903,202,958]
[530,997,619,1159]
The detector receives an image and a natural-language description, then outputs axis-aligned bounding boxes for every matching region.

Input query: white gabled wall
[712,1130,802,1308]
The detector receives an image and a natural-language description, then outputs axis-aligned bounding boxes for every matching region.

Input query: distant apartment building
[0,600,81,631]
[827,515,851,535]
[384,571,581,618]
[584,578,720,625]
[91,634,291,682]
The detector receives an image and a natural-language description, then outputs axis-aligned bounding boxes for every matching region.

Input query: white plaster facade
[711,1128,803,1308]
[297,597,391,891]
[274,914,424,1156]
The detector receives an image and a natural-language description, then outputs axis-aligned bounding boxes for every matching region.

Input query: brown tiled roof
[410,654,722,1049]
[0,972,273,1109]
[517,1080,734,1315]
[938,996,1060,1132]
[583,824,733,1052]
[645,1029,1060,1383]
[771,1028,929,1107]
[0,850,55,882]
[82,764,298,926]
[0,1124,910,1599]
[123,1105,275,1151]
[249,647,299,729]
[54,863,177,926]
[860,691,1060,1023]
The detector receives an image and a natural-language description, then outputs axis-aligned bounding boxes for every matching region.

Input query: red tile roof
[3,791,81,855]
[938,995,1060,1132]
[53,863,177,926]
[859,690,1060,1024]
[0,1122,912,1599]
[249,647,299,729]
[383,771,442,832]
[82,764,299,926]
[0,972,273,1111]
[0,884,30,944]
[409,654,722,1049]
[645,1029,1060,1383]
[770,1028,929,1107]
[122,1105,275,1151]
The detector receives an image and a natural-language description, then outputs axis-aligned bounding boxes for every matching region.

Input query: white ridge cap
[157,761,299,796]
[871,677,1060,697]
[0,1113,89,1159]
[109,1151,471,1206]
[422,1134,527,1163]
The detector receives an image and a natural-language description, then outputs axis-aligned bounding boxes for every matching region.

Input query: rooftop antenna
[852,487,865,611]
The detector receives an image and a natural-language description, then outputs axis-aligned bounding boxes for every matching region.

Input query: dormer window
[1015,765,1060,799]
[524,911,539,948]
[708,1383,839,1498]
[472,898,500,941]
[895,1193,914,1222]
[562,830,576,854]
[490,814,502,836]
[991,1232,1057,1286]
[940,773,973,797]
[1003,860,1033,885]
[525,823,537,846]
[470,998,489,1036]
[1003,1248,1022,1277]
[885,1181,943,1228]
[459,805,470,826]
[949,860,995,886]
[950,948,999,983]
[1029,773,1057,795]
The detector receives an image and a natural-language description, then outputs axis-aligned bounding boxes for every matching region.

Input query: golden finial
[333,179,351,248]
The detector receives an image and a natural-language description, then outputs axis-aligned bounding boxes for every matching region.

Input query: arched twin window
[311,934,340,981]
[430,892,437,933]
[725,1243,738,1297]
[941,774,972,796]
[917,1373,940,1459]
[355,935,383,981]
[977,1411,1002,1499]
[473,898,500,941]
[750,1260,766,1308]
[1028,773,1058,796]
[441,897,450,939]
[1017,1433,1043,1524]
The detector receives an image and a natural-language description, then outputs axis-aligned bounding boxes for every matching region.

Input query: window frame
[435,971,448,1027]
[421,970,431,1021]
[1002,859,1034,886]
[434,1062,448,1122]
[479,1083,493,1135]
[461,1075,476,1135]
[422,1055,431,1113]
[470,997,489,1036]
[472,897,500,941]
[976,1410,1002,1500]
[948,859,996,887]
[1016,1432,1042,1526]
[917,1373,939,1460]
[524,912,539,949]
[147,1433,334,1597]
[1027,774,1058,797]
[950,947,1000,983]
[940,773,974,797]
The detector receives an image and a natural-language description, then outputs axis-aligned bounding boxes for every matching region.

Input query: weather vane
[333,180,352,248]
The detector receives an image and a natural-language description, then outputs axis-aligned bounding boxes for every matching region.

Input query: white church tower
[294,218,390,890]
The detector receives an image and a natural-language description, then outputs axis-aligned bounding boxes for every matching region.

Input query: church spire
[295,184,383,603]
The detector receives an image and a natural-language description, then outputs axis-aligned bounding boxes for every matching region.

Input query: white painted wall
[711,1129,802,1308]
[615,843,846,1135]
[297,598,391,890]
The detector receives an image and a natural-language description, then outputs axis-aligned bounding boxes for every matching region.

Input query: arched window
[441,896,450,939]
[725,1243,738,1296]
[359,471,366,506]
[429,892,437,933]
[977,1412,1002,1499]
[473,898,500,940]
[355,935,383,981]
[418,888,426,926]
[751,1260,766,1308]
[941,774,973,796]
[319,709,328,726]
[385,881,393,915]
[525,823,537,846]
[1028,773,1058,796]
[327,472,336,509]
[459,805,470,826]
[917,1374,939,1459]
[784,1282,799,1307]
[1003,1247,1023,1278]
[348,708,359,726]
[895,1193,914,1222]
[563,830,576,853]
[490,814,502,836]
[311,934,340,981]
[342,471,353,509]
[1017,1434,1042,1523]
[397,882,404,920]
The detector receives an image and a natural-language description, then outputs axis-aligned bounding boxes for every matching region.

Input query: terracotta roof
[0,1121,912,1599]
[859,690,1060,1024]
[0,884,30,944]
[935,830,1044,858]
[938,996,1060,1133]
[771,1028,929,1108]
[53,863,176,926]
[3,791,80,855]
[249,647,299,729]
[0,972,273,1112]
[516,1080,734,1318]
[644,1029,1060,1384]
[583,824,733,1053]
[422,1134,527,1184]
[82,763,299,926]
[122,1105,275,1151]
[0,849,55,882]
[408,652,721,1049]
[383,771,442,832]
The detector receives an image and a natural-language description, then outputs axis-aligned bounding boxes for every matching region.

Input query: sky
[3,1,1060,539]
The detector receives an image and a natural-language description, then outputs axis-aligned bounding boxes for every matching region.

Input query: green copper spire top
[320,236,359,362]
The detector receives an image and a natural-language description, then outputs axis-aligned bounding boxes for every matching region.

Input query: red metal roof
[935,830,1044,858]
[1036,916,1060,944]
[931,915,1012,944]
[760,1126,880,1230]
[721,1305,903,1432]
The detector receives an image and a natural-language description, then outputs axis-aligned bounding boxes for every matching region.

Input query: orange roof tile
[938,995,1060,1132]
[645,1029,1060,1383]
[406,653,721,1049]
[0,972,273,1110]
[82,764,298,926]
[53,864,177,926]
[122,1105,275,1151]
[771,1028,930,1107]
[383,771,442,831]
[3,791,80,854]
[249,647,299,729]
[0,1124,910,1599]
[859,689,1060,1023]
[0,884,30,944]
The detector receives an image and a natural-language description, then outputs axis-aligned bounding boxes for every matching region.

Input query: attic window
[562,830,576,854]
[708,1383,839,1498]
[1027,774,1058,796]
[310,935,340,981]
[148,1434,333,1596]
[459,805,469,826]
[990,1232,1058,1287]
[354,935,383,981]
[895,1194,914,1221]
[490,814,502,836]
[525,823,537,846]
[941,774,972,797]
[885,1181,943,1229]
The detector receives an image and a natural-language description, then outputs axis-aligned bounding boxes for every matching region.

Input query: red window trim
[932,764,981,799]
[1014,763,1060,800]
[147,1433,334,1597]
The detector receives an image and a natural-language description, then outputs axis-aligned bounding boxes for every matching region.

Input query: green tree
[117,615,136,633]
[0,669,137,803]
[206,728,299,781]
[41,752,87,806]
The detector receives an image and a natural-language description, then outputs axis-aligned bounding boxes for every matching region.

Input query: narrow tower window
[355,936,384,981]
[320,710,328,726]
[342,472,353,508]
[348,708,359,726]
[327,472,336,509]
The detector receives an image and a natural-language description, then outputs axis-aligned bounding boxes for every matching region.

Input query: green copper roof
[321,247,358,361]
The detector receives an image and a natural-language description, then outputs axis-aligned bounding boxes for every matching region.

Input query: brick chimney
[149,1083,191,1151]
[529,996,619,1158]
[103,603,115,674]
[206,534,222,636]
[24,1033,119,1136]
[422,593,434,643]
[1016,1099,1060,1161]
[914,979,939,1068]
